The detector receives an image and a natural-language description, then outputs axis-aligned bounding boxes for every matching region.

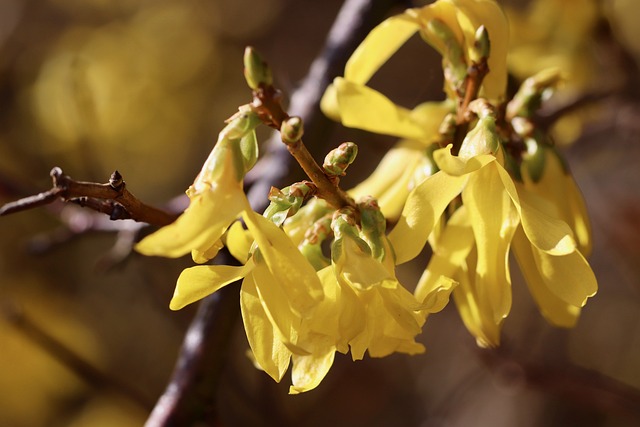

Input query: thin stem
[251,85,357,213]
[452,60,489,154]
[0,167,177,226]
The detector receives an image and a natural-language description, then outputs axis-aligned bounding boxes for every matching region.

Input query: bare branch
[0,167,178,227]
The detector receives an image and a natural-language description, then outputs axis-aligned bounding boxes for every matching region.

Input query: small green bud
[243,46,273,90]
[358,197,386,260]
[458,116,501,160]
[470,25,490,64]
[280,116,304,144]
[238,130,258,173]
[506,68,562,120]
[425,19,467,93]
[521,136,546,183]
[263,182,314,227]
[223,105,261,140]
[323,142,358,176]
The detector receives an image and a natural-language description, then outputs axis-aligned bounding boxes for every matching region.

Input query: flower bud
[243,46,273,90]
[323,142,358,176]
[470,25,490,64]
[281,116,304,144]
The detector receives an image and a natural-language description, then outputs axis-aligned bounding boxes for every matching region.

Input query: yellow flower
[135,109,259,262]
[391,117,597,346]
[320,0,508,219]
[326,206,456,359]
[171,209,336,394]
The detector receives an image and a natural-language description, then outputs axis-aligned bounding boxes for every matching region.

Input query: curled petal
[289,348,336,394]
[170,261,254,310]
[345,14,420,84]
[512,228,581,327]
[496,163,576,255]
[332,78,430,140]
[389,170,466,264]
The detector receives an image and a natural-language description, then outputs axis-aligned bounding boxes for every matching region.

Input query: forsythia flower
[136,108,260,262]
[389,116,597,347]
[320,0,508,219]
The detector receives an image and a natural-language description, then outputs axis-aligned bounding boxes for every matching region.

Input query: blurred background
[1,0,639,426]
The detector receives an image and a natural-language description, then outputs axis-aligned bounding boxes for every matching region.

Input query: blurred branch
[1,302,154,411]
[479,347,640,420]
[0,167,177,226]
[146,0,403,426]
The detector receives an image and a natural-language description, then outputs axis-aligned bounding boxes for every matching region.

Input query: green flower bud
[358,197,387,260]
[521,133,547,183]
[243,46,273,90]
[323,142,358,176]
[425,19,467,93]
[470,25,490,64]
[458,116,501,160]
[223,105,261,140]
[280,116,304,144]
[507,68,562,119]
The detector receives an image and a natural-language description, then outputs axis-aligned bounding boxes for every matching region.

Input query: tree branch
[0,167,177,227]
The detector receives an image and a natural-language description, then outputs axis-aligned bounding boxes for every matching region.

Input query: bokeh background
[1,0,640,426]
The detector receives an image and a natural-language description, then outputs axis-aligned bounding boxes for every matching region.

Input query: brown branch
[0,167,178,226]
[251,83,357,213]
[452,58,489,154]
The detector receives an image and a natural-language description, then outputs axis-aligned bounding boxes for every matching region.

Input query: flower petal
[496,163,576,255]
[462,162,518,323]
[415,206,472,305]
[333,78,430,140]
[289,349,336,394]
[243,210,324,313]
[388,170,466,264]
[240,274,291,382]
[170,261,254,310]
[345,14,420,84]
[511,227,580,327]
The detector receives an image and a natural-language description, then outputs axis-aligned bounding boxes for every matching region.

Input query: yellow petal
[345,13,420,84]
[462,162,518,323]
[170,260,254,310]
[512,228,580,327]
[452,251,502,348]
[531,241,597,307]
[433,144,496,176]
[225,220,253,264]
[388,170,466,264]
[243,210,324,313]
[248,263,306,353]
[333,78,430,140]
[240,274,291,382]
[289,349,336,394]
[335,237,392,290]
[415,206,472,305]
[320,83,340,122]
[135,185,247,258]
[496,163,576,255]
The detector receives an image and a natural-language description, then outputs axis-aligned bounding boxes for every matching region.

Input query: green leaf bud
[323,142,358,176]
[243,46,273,90]
[280,116,304,144]
[470,25,490,64]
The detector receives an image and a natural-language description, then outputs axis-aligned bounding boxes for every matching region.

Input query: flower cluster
[136,0,597,393]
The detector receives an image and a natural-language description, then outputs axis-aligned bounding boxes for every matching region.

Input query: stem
[452,60,489,154]
[252,86,356,212]
[0,168,177,226]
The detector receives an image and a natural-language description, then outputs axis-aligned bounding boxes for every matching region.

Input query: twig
[0,167,177,227]
[452,58,489,154]
[251,86,356,211]
[146,0,403,425]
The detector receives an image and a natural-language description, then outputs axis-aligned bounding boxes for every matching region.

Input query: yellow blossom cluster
[136,0,597,393]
